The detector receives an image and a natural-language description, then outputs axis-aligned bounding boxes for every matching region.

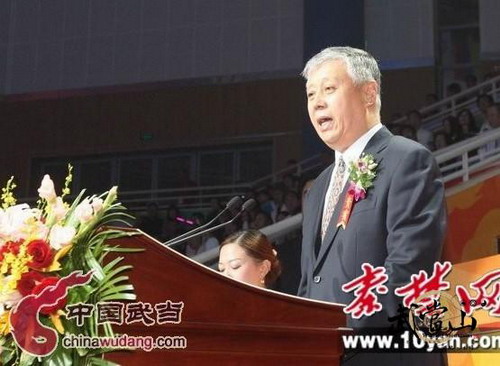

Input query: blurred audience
[406,110,433,149]
[141,71,500,260]
[251,211,273,230]
[475,94,494,130]
[465,74,478,89]
[137,202,164,239]
[162,204,183,241]
[479,103,500,160]
[457,108,478,139]
[434,131,449,151]
[442,116,463,145]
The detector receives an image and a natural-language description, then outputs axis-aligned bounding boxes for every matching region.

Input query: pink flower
[357,160,368,173]
[348,182,366,201]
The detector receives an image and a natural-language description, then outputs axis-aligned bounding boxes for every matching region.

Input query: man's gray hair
[302,46,381,110]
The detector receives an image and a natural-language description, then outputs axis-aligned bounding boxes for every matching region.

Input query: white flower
[52,197,69,221]
[91,197,104,214]
[38,175,57,202]
[49,225,76,250]
[74,198,93,224]
[0,204,37,242]
[29,220,50,241]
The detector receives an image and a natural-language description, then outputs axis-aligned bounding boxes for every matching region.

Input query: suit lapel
[313,126,392,271]
[314,183,348,267]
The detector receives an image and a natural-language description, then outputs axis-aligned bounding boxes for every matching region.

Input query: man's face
[306,60,369,152]
[486,105,500,128]
[479,97,492,113]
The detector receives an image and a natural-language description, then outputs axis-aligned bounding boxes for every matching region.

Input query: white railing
[193,128,500,266]
[18,77,500,215]
[124,75,500,212]
[105,153,322,212]
[392,74,500,131]
[435,128,500,183]
[250,154,323,187]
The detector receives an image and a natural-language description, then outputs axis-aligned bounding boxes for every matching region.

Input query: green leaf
[99,284,135,298]
[97,275,129,291]
[88,356,121,366]
[102,265,133,285]
[19,352,37,366]
[41,343,73,366]
[101,293,137,301]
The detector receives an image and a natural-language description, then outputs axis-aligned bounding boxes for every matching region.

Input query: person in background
[255,190,274,219]
[457,108,478,139]
[184,213,219,257]
[400,124,417,141]
[475,94,494,130]
[478,103,500,160]
[269,183,286,222]
[137,202,164,240]
[218,230,281,288]
[250,211,273,230]
[442,115,463,145]
[161,204,183,241]
[446,82,462,98]
[465,74,478,89]
[283,173,299,193]
[433,131,449,151]
[406,110,433,149]
[283,190,301,216]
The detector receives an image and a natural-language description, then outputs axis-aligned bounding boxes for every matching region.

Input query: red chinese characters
[342,263,388,319]
[395,261,452,311]
[456,269,500,316]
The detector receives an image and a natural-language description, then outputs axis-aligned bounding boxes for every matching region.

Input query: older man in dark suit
[297,47,447,365]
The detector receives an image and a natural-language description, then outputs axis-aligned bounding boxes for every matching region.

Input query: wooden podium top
[105,231,347,365]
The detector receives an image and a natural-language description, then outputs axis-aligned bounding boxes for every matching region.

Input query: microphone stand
[166,199,256,249]
[163,196,243,246]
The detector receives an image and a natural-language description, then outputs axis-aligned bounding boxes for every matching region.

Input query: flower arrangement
[0,166,137,365]
[347,153,378,201]
[337,153,378,229]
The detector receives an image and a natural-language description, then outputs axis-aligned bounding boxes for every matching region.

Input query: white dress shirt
[322,123,383,219]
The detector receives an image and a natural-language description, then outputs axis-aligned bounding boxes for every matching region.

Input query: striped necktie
[321,157,346,240]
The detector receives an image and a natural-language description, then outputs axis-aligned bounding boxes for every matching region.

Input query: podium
[105,231,347,365]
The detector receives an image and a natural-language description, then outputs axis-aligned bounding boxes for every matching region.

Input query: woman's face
[458,112,469,126]
[218,243,269,287]
[443,118,451,132]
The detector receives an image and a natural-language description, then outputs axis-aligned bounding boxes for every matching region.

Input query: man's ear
[363,81,378,107]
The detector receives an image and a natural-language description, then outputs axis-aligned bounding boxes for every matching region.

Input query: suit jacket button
[313,276,321,283]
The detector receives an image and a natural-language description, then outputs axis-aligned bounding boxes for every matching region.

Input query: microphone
[166,198,257,249]
[163,196,243,246]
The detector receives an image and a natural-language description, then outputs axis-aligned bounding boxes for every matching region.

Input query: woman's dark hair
[457,108,478,134]
[442,116,463,144]
[220,230,282,287]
